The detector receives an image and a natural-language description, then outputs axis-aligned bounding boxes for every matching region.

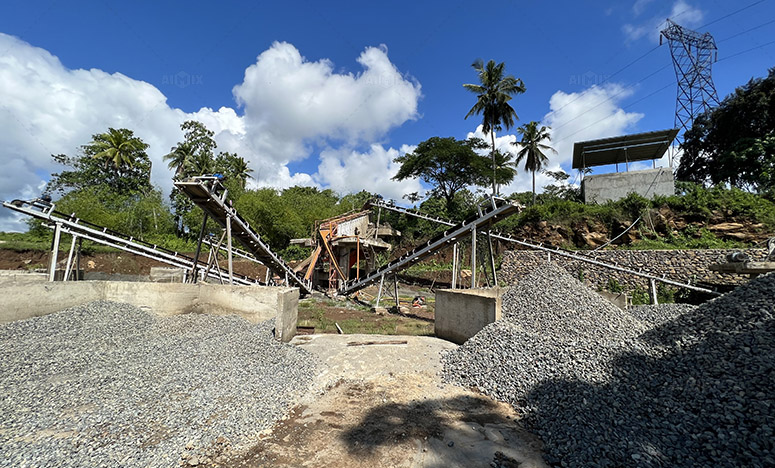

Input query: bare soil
[211,334,547,468]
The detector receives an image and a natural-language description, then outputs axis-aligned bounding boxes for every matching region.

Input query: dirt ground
[211,334,547,468]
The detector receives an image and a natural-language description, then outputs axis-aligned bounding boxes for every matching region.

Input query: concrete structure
[0,281,299,342]
[149,267,185,283]
[435,288,504,344]
[0,270,48,284]
[582,167,674,204]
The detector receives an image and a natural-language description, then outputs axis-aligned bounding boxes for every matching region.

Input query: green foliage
[280,245,312,261]
[514,121,556,204]
[47,128,152,196]
[655,182,775,227]
[605,278,624,294]
[392,137,491,210]
[54,185,176,240]
[631,287,650,305]
[678,67,775,193]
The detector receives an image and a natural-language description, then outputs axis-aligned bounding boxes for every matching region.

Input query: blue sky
[1,0,774,230]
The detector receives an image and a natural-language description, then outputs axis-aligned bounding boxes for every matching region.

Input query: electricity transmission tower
[660,19,720,167]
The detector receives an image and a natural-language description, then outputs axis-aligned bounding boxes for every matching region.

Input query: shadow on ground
[340,394,543,467]
[524,277,775,467]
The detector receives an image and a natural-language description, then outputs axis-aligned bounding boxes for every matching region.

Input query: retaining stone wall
[500,248,768,291]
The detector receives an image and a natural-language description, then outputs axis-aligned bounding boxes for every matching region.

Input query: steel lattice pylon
[660,19,720,166]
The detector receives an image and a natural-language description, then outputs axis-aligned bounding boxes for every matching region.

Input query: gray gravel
[0,300,317,468]
[627,303,698,328]
[501,262,646,341]
[443,263,775,467]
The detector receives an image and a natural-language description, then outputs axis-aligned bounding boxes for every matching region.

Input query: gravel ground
[0,301,317,468]
[443,263,775,467]
[627,303,698,328]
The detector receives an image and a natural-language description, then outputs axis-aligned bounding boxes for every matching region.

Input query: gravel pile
[443,264,775,467]
[444,263,646,407]
[0,301,317,468]
[627,303,698,328]
[501,262,646,341]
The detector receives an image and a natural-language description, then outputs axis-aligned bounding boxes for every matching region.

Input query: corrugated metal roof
[572,128,678,169]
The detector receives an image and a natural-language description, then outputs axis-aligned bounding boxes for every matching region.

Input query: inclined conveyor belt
[174,177,313,295]
[368,200,720,295]
[2,198,259,285]
[340,198,520,295]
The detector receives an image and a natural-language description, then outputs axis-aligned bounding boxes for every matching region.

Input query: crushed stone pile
[443,263,775,467]
[0,301,318,468]
[627,303,698,328]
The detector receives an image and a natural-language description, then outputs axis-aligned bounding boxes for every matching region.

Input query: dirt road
[216,334,547,468]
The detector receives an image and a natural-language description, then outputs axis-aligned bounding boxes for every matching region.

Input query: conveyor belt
[2,198,259,285]
[369,200,720,295]
[174,177,313,295]
[340,198,520,295]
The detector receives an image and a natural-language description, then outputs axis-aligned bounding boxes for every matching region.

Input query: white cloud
[232,41,421,164]
[632,0,656,16]
[314,144,422,202]
[0,34,422,231]
[623,0,704,43]
[464,83,643,197]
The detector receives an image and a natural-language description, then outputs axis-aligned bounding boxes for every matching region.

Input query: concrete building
[573,129,678,204]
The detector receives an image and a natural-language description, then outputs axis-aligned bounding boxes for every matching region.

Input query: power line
[698,0,766,29]
[543,46,661,120]
[717,18,775,43]
[717,39,775,62]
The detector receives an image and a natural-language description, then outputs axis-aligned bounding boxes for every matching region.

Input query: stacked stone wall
[499,248,768,292]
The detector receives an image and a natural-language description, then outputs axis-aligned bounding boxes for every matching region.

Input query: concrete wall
[1,281,102,323]
[583,167,674,204]
[435,288,503,345]
[0,281,299,342]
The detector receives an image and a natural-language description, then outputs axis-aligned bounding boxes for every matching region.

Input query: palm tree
[163,142,195,178]
[227,155,254,189]
[513,121,556,205]
[91,128,146,170]
[464,59,526,196]
[186,151,214,176]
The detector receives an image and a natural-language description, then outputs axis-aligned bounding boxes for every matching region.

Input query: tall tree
[91,128,148,171]
[163,142,195,178]
[216,152,254,189]
[393,137,490,211]
[463,59,526,196]
[47,128,151,196]
[678,68,775,194]
[513,121,556,205]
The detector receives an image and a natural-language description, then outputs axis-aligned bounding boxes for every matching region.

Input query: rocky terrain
[443,263,774,467]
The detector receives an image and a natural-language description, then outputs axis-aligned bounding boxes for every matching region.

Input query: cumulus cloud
[0,34,422,231]
[314,144,422,201]
[465,83,644,197]
[623,0,704,43]
[232,42,421,164]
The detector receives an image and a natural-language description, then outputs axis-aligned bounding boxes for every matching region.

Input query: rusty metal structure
[293,210,398,291]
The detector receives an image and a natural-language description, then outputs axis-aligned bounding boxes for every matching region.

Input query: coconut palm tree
[163,142,195,178]
[513,121,556,205]
[464,59,526,196]
[226,155,254,189]
[91,128,147,170]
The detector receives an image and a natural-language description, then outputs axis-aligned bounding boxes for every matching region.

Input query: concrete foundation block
[435,288,504,344]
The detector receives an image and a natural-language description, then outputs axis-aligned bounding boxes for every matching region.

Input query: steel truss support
[660,19,720,166]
